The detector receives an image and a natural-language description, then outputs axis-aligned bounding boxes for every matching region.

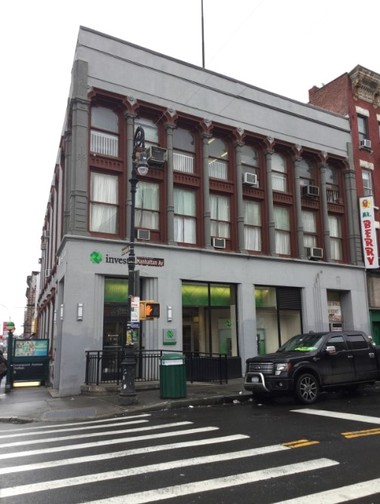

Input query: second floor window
[329,215,342,261]
[302,210,317,249]
[174,188,196,243]
[210,194,230,238]
[272,153,287,192]
[90,107,119,157]
[90,172,118,234]
[136,181,159,230]
[244,200,261,251]
[274,206,290,255]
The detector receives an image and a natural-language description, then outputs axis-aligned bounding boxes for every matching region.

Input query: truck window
[346,334,368,350]
[326,335,346,352]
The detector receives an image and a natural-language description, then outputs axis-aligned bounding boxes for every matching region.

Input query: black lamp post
[119,126,149,405]
[5,321,15,394]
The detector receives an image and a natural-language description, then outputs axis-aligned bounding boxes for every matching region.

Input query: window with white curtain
[135,181,159,230]
[174,188,196,243]
[329,215,342,260]
[174,127,195,173]
[362,170,373,196]
[274,206,290,255]
[302,210,317,249]
[244,200,261,251]
[272,153,287,192]
[208,137,228,180]
[210,194,230,238]
[90,107,119,157]
[90,172,119,233]
[241,145,259,187]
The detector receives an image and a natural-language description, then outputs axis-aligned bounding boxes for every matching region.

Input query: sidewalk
[0,379,251,423]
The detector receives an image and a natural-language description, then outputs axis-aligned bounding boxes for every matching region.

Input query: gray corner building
[38,26,369,396]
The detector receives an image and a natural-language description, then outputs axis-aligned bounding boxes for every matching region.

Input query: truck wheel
[295,373,320,404]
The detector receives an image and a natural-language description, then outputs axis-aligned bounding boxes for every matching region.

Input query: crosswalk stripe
[274,476,380,503]
[0,413,151,436]
[0,434,249,475]
[291,408,380,425]
[80,459,339,504]
[1,426,219,459]
[0,415,151,439]
[0,444,291,497]
[1,421,193,448]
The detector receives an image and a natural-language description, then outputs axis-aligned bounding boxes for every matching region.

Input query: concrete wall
[53,236,369,395]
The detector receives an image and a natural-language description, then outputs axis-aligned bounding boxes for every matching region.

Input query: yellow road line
[342,428,380,439]
[282,439,320,448]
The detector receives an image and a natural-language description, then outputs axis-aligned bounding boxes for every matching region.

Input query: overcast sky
[1,0,379,334]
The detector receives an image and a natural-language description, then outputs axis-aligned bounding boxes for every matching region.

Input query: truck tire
[295,373,320,404]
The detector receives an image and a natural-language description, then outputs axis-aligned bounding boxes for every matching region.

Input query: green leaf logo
[90,251,103,264]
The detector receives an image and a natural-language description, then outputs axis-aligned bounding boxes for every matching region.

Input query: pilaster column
[293,147,305,259]
[165,122,176,245]
[234,137,245,252]
[319,154,331,261]
[201,130,212,248]
[265,140,276,256]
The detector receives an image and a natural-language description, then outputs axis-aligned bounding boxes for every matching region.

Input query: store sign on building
[359,196,379,269]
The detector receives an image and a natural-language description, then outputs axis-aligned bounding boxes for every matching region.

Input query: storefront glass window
[182,282,238,356]
[255,286,302,354]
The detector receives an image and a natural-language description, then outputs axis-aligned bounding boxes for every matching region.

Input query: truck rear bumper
[244,372,293,394]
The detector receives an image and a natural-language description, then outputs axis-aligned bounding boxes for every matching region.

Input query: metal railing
[84,349,233,386]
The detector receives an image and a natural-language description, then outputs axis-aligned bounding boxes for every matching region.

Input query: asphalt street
[1,387,380,503]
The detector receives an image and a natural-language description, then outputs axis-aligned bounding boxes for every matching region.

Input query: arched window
[241,145,259,187]
[135,117,159,146]
[173,127,195,174]
[298,159,313,187]
[90,106,119,157]
[272,153,287,192]
[208,137,228,180]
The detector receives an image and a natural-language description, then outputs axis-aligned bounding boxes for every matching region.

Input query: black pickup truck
[244,330,380,404]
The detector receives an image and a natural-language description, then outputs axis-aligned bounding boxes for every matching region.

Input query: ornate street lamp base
[119,345,138,406]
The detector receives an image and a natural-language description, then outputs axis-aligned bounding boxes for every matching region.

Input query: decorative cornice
[350,65,380,107]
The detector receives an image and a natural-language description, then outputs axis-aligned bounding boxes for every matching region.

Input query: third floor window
[272,153,287,192]
[208,137,228,180]
[173,127,195,174]
[90,106,119,157]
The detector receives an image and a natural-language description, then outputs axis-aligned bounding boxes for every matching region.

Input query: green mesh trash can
[160,353,187,399]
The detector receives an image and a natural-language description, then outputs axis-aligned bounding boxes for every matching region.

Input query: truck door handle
[347,354,354,359]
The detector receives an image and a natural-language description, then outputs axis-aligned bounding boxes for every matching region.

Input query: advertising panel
[359,196,379,269]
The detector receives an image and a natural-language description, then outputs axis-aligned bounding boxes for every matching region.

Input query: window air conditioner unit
[243,172,258,186]
[306,247,323,260]
[302,185,320,197]
[145,146,167,165]
[212,237,226,249]
[45,269,51,277]
[360,139,372,150]
[137,229,150,241]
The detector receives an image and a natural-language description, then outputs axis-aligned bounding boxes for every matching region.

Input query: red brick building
[309,65,380,342]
